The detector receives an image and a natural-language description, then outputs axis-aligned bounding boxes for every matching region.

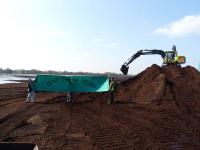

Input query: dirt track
[0,65,200,150]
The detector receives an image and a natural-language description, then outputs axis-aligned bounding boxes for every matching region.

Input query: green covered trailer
[34,75,109,93]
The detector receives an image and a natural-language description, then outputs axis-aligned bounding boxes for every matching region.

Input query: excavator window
[165,52,175,59]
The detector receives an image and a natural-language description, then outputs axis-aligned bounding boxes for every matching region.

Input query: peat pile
[117,64,200,113]
[1,68,200,149]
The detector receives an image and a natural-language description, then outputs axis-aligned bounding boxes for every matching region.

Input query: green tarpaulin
[34,75,109,92]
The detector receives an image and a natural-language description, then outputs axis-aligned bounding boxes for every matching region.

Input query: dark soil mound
[1,69,200,149]
[117,64,200,113]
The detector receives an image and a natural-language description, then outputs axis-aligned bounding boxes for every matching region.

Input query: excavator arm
[121,49,166,75]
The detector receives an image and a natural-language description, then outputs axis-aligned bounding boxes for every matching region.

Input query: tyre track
[80,103,200,150]
[70,105,141,150]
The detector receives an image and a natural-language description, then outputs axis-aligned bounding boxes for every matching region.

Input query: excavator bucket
[120,65,129,75]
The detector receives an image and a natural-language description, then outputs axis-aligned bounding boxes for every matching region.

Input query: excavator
[120,45,186,75]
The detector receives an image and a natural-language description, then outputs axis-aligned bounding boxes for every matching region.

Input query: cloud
[0,11,64,70]
[95,38,104,43]
[107,42,119,48]
[154,14,200,38]
[94,37,120,48]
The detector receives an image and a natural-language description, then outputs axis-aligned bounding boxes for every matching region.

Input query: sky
[0,0,200,74]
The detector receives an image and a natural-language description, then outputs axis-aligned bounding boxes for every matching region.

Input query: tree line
[0,68,122,76]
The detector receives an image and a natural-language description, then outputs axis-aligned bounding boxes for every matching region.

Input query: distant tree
[4,68,13,74]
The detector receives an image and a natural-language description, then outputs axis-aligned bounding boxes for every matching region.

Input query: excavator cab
[163,51,176,64]
[163,51,186,65]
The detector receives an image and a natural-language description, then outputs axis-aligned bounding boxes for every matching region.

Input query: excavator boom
[121,49,166,75]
